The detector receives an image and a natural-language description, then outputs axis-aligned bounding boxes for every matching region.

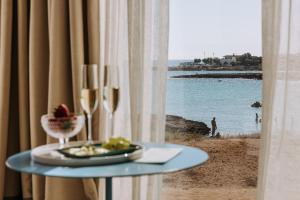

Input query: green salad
[102,137,131,150]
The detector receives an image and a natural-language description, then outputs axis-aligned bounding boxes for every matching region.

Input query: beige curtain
[0,0,100,199]
[98,0,169,199]
[258,0,300,199]
[0,0,169,199]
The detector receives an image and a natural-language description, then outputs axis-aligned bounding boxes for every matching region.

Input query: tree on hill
[237,53,262,66]
[194,58,201,63]
[213,57,221,66]
[202,57,214,65]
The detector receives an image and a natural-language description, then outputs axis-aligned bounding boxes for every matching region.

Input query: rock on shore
[166,115,210,135]
[171,73,262,80]
[251,101,262,108]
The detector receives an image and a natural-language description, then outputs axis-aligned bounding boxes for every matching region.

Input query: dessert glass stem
[58,137,70,148]
[59,137,64,145]
[59,137,65,149]
[87,114,92,142]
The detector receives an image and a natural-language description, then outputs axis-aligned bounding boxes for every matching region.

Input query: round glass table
[6,143,208,200]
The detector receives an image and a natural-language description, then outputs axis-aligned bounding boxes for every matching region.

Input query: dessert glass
[41,114,85,147]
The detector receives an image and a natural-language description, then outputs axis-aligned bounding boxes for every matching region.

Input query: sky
[169,0,262,59]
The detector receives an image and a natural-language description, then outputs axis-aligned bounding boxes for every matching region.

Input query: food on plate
[65,145,109,156]
[102,137,131,150]
[57,137,136,158]
[48,104,77,131]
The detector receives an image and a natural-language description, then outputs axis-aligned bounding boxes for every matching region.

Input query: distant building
[220,54,239,66]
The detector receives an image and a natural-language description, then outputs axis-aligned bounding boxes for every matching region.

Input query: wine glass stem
[110,113,114,137]
[87,114,92,142]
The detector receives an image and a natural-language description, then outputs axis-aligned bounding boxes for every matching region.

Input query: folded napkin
[135,148,182,164]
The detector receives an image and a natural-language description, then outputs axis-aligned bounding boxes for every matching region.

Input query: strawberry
[53,104,70,118]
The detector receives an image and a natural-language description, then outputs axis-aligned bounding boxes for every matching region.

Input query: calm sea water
[166,70,262,135]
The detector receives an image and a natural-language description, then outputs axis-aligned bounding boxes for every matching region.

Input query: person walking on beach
[255,113,259,124]
[211,117,217,137]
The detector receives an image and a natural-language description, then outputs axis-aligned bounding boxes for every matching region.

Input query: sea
[166,60,262,135]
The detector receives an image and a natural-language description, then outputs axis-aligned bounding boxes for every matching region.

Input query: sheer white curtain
[98,0,169,199]
[258,0,300,199]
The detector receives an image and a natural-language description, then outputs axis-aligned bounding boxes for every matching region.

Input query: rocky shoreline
[171,72,262,80]
[166,115,210,135]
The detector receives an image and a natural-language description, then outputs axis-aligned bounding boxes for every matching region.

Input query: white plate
[31,141,143,167]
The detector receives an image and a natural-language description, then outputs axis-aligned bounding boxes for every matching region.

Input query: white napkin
[135,148,182,164]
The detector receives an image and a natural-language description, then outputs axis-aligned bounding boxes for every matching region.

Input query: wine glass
[103,65,119,137]
[80,64,99,143]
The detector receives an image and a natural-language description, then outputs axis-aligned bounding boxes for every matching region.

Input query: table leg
[105,177,112,200]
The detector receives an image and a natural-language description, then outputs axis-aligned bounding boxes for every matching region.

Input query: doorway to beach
[162,0,262,199]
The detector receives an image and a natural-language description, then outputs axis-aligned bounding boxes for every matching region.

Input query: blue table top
[6,143,208,178]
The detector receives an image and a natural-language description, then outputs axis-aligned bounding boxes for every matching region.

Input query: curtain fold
[0,0,14,199]
[17,0,32,198]
[69,2,99,200]
[127,1,169,199]
[258,0,300,199]
[45,1,88,199]
[99,0,169,199]
[4,1,21,197]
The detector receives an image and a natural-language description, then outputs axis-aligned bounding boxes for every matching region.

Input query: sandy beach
[161,132,260,200]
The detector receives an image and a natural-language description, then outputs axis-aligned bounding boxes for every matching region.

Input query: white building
[220,54,238,66]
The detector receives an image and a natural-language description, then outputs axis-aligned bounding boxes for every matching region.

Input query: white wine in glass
[80,64,99,143]
[103,87,119,137]
[81,89,99,114]
[103,65,119,137]
[103,87,119,114]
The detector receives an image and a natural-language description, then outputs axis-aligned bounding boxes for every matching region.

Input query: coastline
[166,115,210,135]
[166,114,261,137]
[168,65,262,71]
[170,72,262,80]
